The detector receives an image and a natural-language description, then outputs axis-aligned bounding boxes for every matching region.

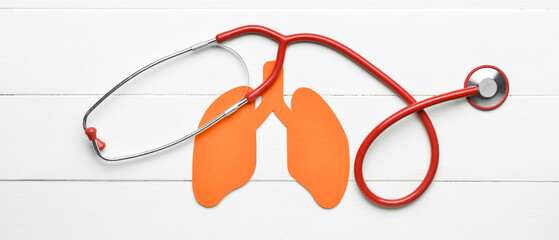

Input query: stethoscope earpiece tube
[83,41,250,161]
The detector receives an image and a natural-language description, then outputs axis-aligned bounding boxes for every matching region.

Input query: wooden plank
[0,10,558,96]
[0,181,557,239]
[1,0,558,9]
[0,95,556,181]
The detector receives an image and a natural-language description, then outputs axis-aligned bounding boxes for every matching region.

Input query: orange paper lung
[193,61,349,208]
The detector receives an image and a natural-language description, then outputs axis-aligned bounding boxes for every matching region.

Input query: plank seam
[0,94,556,97]
[0,179,557,183]
[0,8,558,11]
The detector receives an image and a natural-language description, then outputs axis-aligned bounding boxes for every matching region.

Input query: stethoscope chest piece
[465,65,509,110]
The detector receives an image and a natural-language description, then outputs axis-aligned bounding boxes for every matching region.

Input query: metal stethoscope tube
[83,39,249,161]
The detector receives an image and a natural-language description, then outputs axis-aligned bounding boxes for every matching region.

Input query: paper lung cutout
[193,61,349,208]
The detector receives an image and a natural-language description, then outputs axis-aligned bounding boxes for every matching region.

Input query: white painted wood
[0,7,557,239]
[1,0,558,9]
[0,10,558,96]
[0,181,557,240]
[0,95,556,181]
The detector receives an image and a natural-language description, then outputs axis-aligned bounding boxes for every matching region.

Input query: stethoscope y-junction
[83,25,509,208]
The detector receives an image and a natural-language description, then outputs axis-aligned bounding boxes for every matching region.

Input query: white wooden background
[1,1,558,239]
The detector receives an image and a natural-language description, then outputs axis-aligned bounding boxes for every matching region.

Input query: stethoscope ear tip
[464,65,509,110]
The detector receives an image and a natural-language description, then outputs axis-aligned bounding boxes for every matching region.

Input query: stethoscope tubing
[354,86,479,208]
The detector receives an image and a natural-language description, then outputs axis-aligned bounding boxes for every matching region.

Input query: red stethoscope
[84,25,509,208]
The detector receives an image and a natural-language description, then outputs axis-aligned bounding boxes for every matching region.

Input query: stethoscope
[83,25,509,208]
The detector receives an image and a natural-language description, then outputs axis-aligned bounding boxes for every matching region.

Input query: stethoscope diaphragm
[465,65,509,110]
